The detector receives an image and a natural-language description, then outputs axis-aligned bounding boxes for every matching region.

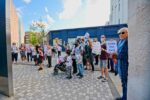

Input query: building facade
[10,2,19,45]
[10,1,24,46]
[109,0,128,25]
[24,32,30,44]
[19,20,25,46]
[47,24,127,50]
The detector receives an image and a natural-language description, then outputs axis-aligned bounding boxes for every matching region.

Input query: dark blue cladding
[47,24,127,51]
[0,0,8,77]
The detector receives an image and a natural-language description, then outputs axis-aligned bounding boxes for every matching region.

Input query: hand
[113,59,117,64]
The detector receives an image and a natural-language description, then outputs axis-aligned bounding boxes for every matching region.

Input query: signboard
[106,40,117,53]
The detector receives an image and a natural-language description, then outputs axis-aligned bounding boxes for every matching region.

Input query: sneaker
[76,73,80,76]
[84,68,87,70]
[97,76,104,79]
[66,76,72,79]
[38,67,43,71]
[79,75,83,79]
[101,78,108,82]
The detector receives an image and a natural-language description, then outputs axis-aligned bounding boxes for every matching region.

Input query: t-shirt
[66,56,72,67]
[11,45,18,53]
[57,46,62,51]
[47,49,52,56]
[100,43,108,60]
[76,54,82,64]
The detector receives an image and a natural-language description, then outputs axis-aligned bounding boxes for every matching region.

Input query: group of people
[11,43,62,71]
[11,27,129,100]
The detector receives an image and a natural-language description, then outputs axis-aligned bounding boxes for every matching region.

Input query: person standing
[114,28,129,100]
[26,44,32,62]
[85,39,94,71]
[71,44,77,74]
[11,43,18,64]
[76,52,84,79]
[38,47,44,71]
[43,43,48,60]
[47,45,52,68]
[98,35,108,82]
[57,44,62,57]
[92,38,101,65]
[19,43,26,62]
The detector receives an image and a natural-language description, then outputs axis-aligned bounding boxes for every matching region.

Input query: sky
[13,0,110,31]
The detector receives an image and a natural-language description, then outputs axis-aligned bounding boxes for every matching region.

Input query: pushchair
[53,56,67,75]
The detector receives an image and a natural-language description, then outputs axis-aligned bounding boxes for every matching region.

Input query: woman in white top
[11,43,18,63]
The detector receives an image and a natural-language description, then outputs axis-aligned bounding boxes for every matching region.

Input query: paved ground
[0,56,115,100]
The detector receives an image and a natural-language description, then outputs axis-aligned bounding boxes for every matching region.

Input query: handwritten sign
[106,40,117,53]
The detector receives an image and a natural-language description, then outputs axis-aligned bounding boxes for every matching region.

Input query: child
[76,53,84,79]
[65,50,72,79]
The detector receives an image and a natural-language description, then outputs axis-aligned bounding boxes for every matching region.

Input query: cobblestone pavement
[0,58,114,100]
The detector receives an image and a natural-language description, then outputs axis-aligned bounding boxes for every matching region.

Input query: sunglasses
[119,32,125,35]
[101,37,105,38]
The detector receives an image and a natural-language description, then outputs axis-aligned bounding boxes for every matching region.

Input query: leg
[27,53,29,62]
[30,53,32,61]
[96,55,99,65]
[72,59,77,73]
[110,58,114,72]
[121,76,128,100]
[90,59,94,71]
[14,53,18,63]
[12,53,14,62]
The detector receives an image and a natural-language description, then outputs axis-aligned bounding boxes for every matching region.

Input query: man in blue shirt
[114,27,129,100]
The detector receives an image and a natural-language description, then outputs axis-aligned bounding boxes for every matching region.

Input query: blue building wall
[48,24,127,50]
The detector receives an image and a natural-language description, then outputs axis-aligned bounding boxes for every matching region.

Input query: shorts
[20,51,26,58]
[100,60,108,68]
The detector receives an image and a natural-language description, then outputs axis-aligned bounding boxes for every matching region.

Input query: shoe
[79,75,83,79]
[76,73,80,76]
[38,67,43,71]
[109,70,115,73]
[84,68,87,70]
[101,78,108,82]
[66,76,72,79]
[97,76,104,79]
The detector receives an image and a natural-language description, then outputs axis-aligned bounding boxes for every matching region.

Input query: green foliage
[29,32,38,45]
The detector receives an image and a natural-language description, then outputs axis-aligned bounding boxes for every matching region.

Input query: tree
[29,31,38,45]
[31,19,48,45]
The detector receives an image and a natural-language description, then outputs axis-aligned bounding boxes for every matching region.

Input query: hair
[88,39,93,48]
[66,50,71,55]
[118,27,128,34]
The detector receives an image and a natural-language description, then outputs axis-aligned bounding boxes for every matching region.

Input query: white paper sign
[106,40,117,53]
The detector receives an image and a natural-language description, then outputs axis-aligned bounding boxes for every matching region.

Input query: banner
[106,40,117,53]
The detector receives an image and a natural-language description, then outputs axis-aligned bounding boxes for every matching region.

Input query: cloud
[16,7,24,18]
[45,7,49,13]
[84,0,110,26]
[46,14,55,24]
[59,0,82,20]
[23,0,31,4]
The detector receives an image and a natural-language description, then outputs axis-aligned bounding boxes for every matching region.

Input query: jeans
[12,53,18,62]
[72,59,77,73]
[27,52,32,62]
[66,66,72,77]
[47,56,52,67]
[77,64,84,76]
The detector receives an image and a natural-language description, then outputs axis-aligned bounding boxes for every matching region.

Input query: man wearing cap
[114,27,129,100]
